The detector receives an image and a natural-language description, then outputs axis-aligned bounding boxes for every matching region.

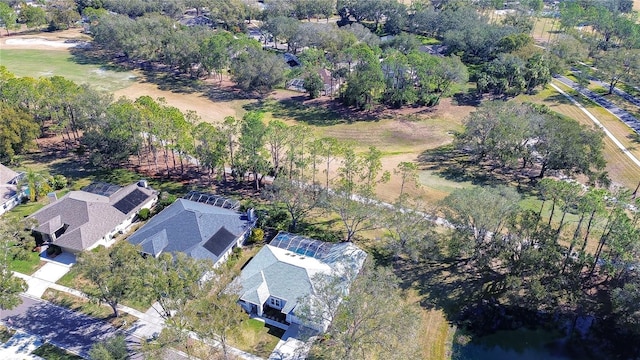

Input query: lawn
[8,250,42,274]
[42,289,137,329]
[229,317,285,358]
[32,343,83,360]
[0,49,138,92]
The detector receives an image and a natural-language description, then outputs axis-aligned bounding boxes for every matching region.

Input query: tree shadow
[453,91,482,106]
[69,48,130,72]
[141,70,204,94]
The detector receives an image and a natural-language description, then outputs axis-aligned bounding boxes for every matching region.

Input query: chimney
[138,179,149,188]
[47,192,58,203]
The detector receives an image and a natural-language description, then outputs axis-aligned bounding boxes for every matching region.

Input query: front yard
[229,317,285,358]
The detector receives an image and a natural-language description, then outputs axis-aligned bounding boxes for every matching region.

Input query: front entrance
[262,305,289,325]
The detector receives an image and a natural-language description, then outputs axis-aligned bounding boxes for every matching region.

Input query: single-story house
[29,181,157,253]
[238,232,367,332]
[0,164,25,216]
[126,191,256,266]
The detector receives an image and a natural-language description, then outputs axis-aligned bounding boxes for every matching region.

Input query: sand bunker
[5,38,87,48]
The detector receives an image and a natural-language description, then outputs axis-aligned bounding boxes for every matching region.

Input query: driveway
[1,296,139,358]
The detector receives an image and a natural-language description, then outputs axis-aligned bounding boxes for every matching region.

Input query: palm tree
[21,168,52,202]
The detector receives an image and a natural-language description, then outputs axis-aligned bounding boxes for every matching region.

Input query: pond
[452,328,597,360]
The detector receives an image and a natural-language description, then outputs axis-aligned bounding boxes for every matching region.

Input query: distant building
[126,191,256,266]
[29,181,157,253]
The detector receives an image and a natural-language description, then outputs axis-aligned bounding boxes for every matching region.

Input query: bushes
[247,228,265,245]
[137,208,150,220]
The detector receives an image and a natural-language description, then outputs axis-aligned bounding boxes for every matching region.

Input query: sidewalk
[12,270,265,360]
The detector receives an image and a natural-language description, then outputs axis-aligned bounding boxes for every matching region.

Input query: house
[0,164,25,216]
[29,181,157,253]
[238,232,367,332]
[126,191,256,266]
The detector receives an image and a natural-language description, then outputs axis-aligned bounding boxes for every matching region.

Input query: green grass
[42,289,137,329]
[245,98,346,126]
[55,266,80,287]
[6,201,45,219]
[229,318,285,358]
[0,49,137,92]
[32,343,83,360]
[8,250,42,274]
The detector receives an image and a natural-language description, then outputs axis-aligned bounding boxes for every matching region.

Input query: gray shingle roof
[29,182,156,252]
[0,164,19,205]
[0,164,19,184]
[127,198,253,263]
[239,239,367,318]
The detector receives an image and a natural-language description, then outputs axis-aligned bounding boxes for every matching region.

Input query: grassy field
[0,49,138,92]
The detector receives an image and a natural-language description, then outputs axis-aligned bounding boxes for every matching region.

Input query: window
[270,298,281,308]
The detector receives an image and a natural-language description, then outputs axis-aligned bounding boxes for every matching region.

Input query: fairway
[0,49,138,92]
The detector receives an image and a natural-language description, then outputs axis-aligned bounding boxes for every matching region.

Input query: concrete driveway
[1,296,139,358]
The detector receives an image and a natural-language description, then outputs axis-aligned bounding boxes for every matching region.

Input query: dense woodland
[2,0,640,359]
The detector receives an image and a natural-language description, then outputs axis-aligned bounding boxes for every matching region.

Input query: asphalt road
[1,295,140,358]
[554,75,640,134]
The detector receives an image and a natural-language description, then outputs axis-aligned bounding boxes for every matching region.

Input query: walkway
[8,270,264,360]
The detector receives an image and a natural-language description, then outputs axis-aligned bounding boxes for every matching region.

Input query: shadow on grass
[244,98,348,126]
[417,145,539,192]
[141,69,204,94]
[69,48,130,72]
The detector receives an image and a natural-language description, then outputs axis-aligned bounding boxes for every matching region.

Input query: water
[452,328,588,360]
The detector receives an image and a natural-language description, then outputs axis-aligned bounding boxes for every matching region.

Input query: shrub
[138,208,150,220]
[49,175,68,190]
[247,228,264,245]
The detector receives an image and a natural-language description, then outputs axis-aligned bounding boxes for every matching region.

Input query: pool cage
[269,232,332,260]
[183,191,240,211]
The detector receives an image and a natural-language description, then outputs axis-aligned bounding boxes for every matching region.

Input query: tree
[0,2,18,35]
[237,111,269,190]
[230,48,287,96]
[88,334,128,360]
[21,168,53,202]
[144,252,211,319]
[0,218,28,314]
[183,269,244,360]
[340,44,385,110]
[0,103,39,164]
[266,177,325,231]
[382,204,436,262]
[76,242,146,317]
[306,263,422,360]
[303,72,324,99]
[441,186,521,264]
[19,4,47,30]
[595,48,640,94]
